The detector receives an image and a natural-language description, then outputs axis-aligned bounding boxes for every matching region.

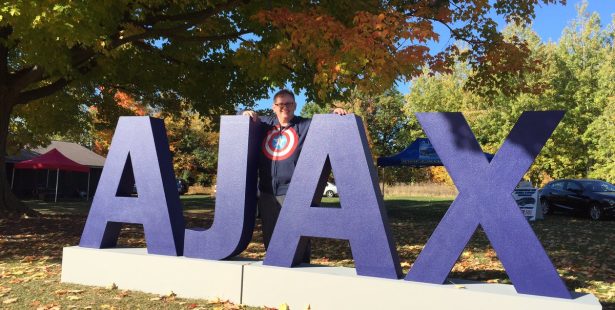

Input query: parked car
[539,179,615,220]
[323,182,338,197]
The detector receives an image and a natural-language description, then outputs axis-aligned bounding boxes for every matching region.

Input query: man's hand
[332,108,348,115]
[242,110,260,122]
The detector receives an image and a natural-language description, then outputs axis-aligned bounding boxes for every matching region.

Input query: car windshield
[580,181,615,192]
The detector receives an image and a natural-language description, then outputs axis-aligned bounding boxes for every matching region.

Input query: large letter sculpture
[405,111,570,298]
[80,117,185,256]
[264,115,402,279]
[184,116,259,259]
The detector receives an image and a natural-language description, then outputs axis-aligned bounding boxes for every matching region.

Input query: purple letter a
[264,115,402,279]
[79,117,185,256]
[405,111,570,299]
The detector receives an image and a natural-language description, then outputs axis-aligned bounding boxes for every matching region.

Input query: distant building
[6,141,106,201]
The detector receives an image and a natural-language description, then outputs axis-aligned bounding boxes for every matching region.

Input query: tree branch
[6,0,247,106]
[426,16,487,47]
[138,0,243,27]
[15,78,71,105]
[131,41,182,64]
[10,66,45,91]
[8,46,95,94]
[162,29,251,43]
[69,46,97,69]
[118,0,245,45]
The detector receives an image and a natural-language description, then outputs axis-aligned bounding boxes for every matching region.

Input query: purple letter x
[406,111,571,299]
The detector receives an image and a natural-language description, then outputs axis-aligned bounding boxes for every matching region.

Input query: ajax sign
[78,111,571,299]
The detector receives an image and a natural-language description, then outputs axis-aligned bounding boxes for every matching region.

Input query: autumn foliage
[0,1,565,213]
[89,88,148,155]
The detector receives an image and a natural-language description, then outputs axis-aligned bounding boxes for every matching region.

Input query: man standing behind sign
[242,89,347,251]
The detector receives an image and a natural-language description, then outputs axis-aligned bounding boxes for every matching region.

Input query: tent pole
[380,168,383,193]
[382,168,386,198]
[86,170,91,201]
[55,168,59,203]
[10,166,15,190]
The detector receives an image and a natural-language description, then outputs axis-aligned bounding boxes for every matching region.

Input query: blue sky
[254,0,614,112]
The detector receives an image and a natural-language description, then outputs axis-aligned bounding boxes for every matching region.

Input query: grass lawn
[0,195,613,309]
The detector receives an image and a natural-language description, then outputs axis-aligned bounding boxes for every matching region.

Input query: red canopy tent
[13,149,90,202]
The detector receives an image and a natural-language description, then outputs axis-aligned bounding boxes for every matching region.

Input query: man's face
[273,94,296,124]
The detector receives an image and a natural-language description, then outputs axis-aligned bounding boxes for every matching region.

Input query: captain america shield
[262,126,299,160]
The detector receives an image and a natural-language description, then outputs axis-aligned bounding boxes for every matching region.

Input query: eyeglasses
[274,102,295,108]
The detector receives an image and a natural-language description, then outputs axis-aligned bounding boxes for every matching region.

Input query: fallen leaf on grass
[54,289,68,295]
[113,291,130,300]
[54,289,84,296]
[36,304,60,310]
[208,299,241,309]
[66,295,81,301]
[211,297,223,304]
[279,303,289,310]
[148,291,177,302]
[3,297,18,304]
[67,289,84,294]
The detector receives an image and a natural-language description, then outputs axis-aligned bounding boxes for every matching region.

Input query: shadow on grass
[1,195,613,306]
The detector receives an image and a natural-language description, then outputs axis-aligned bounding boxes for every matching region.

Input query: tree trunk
[0,98,37,217]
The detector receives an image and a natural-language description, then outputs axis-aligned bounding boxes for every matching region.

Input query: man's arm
[236,108,261,122]
[241,110,260,122]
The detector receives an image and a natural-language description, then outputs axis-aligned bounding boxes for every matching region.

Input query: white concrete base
[62,247,601,309]
[61,247,246,303]
[242,262,600,310]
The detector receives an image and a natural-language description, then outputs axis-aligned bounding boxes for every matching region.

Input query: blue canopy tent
[376,138,494,194]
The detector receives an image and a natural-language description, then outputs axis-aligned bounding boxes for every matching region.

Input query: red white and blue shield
[262,126,299,161]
